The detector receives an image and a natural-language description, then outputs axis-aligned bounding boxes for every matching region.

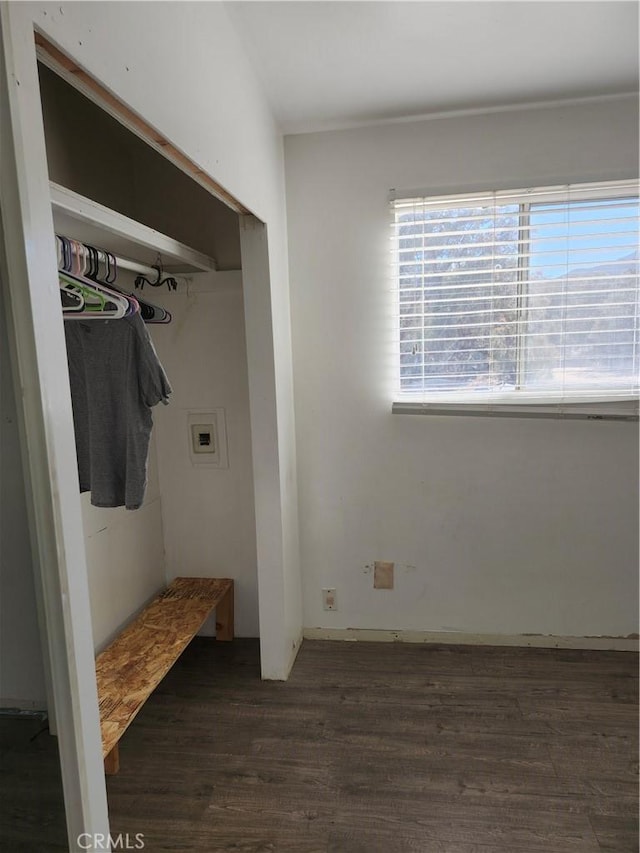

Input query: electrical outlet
[322,588,337,611]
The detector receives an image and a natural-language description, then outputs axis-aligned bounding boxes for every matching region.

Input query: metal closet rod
[113,255,158,278]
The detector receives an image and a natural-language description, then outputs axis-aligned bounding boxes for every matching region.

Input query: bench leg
[216,584,234,641]
[104,744,120,775]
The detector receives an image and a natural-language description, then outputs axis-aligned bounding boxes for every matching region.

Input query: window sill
[392,400,639,421]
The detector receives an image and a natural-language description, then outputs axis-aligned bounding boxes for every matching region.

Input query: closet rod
[109,255,158,278]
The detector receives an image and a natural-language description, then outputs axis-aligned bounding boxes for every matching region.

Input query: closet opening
[37,57,260,652]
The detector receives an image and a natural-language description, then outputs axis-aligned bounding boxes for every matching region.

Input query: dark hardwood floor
[1,639,638,852]
[108,639,638,853]
[0,712,66,852]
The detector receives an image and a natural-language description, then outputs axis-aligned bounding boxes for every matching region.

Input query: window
[392,181,639,413]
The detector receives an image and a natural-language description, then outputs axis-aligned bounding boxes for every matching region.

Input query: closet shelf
[50,182,217,274]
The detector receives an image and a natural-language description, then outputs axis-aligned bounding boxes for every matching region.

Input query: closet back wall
[150,275,259,638]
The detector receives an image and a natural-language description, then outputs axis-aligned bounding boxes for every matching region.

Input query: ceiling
[226,1,639,135]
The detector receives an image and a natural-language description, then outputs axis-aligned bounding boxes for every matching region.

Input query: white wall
[285,98,639,641]
[0,278,46,707]
[80,436,166,652]
[14,1,301,678]
[150,272,260,638]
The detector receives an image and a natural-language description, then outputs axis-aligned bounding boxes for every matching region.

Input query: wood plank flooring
[0,713,66,852]
[1,639,637,852]
[107,639,638,853]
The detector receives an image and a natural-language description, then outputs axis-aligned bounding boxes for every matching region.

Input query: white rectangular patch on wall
[187,409,228,467]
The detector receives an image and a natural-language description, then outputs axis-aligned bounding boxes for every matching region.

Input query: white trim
[303,627,639,652]
[239,215,301,681]
[390,177,639,205]
[392,401,639,421]
[284,92,638,136]
[0,5,109,847]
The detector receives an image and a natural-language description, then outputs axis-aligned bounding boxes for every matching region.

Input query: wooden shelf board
[96,577,233,759]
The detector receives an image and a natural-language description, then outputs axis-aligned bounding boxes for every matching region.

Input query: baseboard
[302,627,639,652]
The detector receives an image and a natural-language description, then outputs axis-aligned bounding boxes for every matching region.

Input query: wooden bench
[95,576,233,774]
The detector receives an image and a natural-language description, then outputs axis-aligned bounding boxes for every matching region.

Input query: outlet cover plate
[374,561,394,589]
[322,588,337,611]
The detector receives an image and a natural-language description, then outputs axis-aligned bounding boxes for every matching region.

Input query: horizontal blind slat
[392,180,640,402]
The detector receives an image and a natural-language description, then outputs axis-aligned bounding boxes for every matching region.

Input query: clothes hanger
[57,235,171,322]
[134,256,178,292]
[58,236,134,319]
[100,272,169,322]
[131,295,170,324]
[131,256,175,322]
[59,270,131,320]
[60,274,107,314]
[60,283,85,311]
[95,248,171,322]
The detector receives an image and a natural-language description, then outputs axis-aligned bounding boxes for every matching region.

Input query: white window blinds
[392,180,639,406]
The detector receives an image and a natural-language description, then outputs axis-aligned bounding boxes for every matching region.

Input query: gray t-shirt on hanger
[64,312,171,510]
